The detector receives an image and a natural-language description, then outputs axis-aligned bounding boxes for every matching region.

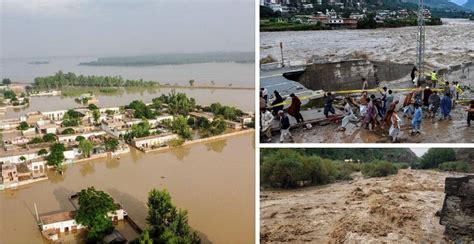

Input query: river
[0,134,255,244]
[0,56,255,87]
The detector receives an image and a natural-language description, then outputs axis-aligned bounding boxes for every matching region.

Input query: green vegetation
[17,121,30,131]
[298,148,418,163]
[261,149,355,188]
[124,120,151,142]
[261,21,330,32]
[104,138,119,152]
[2,78,11,85]
[419,148,456,169]
[75,187,116,241]
[88,103,99,110]
[33,71,158,90]
[169,116,192,140]
[62,109,83,127]
[126,100,159,119]
[205,103,243,121]
[154,91,196,116]
[38,149,48,156]
[28,137,44,144]
[189,79,195,86]
[79,139,93,158]
[357,13,378,29]
[438,161,469,173]
[141,189,200,243]
[92,109,100,124]
[42,133,57,142]
[46,143,66,167]
[79,52,253,66]
[361,160,399,177]
[3,90,17,100]
[196,117,227,138]
[61,128,75,135]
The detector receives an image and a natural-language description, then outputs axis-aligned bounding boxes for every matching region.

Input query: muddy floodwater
[2,87,254,119]
[0,135,255,244]
[261,18,474,69]
[261,170,464,243]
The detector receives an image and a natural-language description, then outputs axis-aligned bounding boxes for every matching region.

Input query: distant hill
[300,148,419,163]
[79,52,254,66]
[463,0,474,10]
[404,0,466,10]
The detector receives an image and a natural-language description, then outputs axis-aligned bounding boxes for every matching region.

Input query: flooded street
[261,169,462,243]
[2,87,254,119]
[0,135,255,244]
[261,18,474,70]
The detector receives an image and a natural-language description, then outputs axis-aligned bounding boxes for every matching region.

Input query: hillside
[464,0,474,10]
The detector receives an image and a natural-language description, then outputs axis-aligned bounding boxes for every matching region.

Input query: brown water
[3,87,254,119]
[0,135,255,244]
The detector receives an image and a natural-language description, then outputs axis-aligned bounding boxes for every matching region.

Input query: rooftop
[40,211,76,225]
[132,132,176,142]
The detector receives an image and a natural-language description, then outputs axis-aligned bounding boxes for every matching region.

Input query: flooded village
[0,79,255,243]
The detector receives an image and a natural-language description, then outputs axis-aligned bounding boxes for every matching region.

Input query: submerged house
[132,133,179,150]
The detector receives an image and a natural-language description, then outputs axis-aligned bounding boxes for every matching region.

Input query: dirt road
[261,169,464,243]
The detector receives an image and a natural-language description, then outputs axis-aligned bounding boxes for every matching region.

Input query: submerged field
[261,169,463,243]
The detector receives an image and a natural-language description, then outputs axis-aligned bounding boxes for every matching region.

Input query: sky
[410,148,429,157]
[450,0,467,6]
[0,0,255,58]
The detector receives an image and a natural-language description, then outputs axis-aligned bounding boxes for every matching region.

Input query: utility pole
[416,0,425,83]
[280,42,285,67]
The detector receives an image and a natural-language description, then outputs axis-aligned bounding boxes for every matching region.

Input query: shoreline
[0,130,254,191]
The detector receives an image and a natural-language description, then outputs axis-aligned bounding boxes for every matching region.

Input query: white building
[132,133,179,150]
[57,131,106,143]
[40,211,84,233]
[43,110,67,121]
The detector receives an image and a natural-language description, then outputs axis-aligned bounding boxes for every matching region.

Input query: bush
[361,160,398,178]
[168,138,185,147]
[399,163,410,169]
[438,161,469,173]
[261,150,355,188]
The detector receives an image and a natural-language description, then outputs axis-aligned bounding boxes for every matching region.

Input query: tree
[75,136,86,142]
[38,149,48,156]
[79,139,93,158]
[138,230,153,244]
[420,148,456,169]
[92,109,100,124]
[145,189,200,243]
[19,156,26,162]
[188,79,195,86]
[88,103,99,110]
[42,133,57,142]
[127,100,157,119]
[2,78,11,85]
[104,138,119,152]
[157,91,196,116]
[357,13,377,29]
[75,187,116,240]
[61,128,75,135]
[170,116,192,140]
[17,121,30,131]
[46,143,66,167]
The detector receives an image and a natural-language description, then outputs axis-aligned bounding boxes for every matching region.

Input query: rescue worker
[287,93,304,124]
[278,110,292,143]
[323,92,336,118]
[431,70,438,88]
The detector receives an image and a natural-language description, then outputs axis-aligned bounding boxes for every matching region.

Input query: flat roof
[132,132,176,142]
[40,211,76,225]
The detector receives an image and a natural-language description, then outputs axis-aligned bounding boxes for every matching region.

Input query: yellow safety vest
[456,84,462,93]
[431,72,438,81]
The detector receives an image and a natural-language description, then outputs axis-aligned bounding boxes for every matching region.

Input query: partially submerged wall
[293,60,413,91]
[439,175,474,241]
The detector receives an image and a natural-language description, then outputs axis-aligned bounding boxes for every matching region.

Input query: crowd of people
[260,76,471,143]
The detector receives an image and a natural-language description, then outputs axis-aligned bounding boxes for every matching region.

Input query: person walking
[261,87,268,103]
[271,90,284,115]
[278,110,293,143]
[423,86,433,108]
[383,100,398,129]
[287,93,304,123]
[323,92,336,118]
[389,110,401,142]
[364,98,377,131]
[261,109,274,142]
[411,103,422,134]
[466,100,474,127]
[361,78,368,90]
[428,91,440,119]
[440,92,452,120]
[403,92,414,117]
[411,66,418,84]
[339,99,358,131]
